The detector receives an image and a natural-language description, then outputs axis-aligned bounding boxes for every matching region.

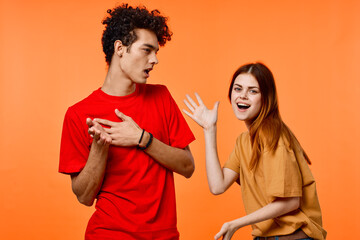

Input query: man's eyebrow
[143,43,159,51]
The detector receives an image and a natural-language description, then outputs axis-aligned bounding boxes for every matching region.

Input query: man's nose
[150,53,158,65]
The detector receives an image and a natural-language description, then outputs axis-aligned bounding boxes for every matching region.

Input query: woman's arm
[183,93,238,193]
[203,126,239,194]
[214,197,301,240]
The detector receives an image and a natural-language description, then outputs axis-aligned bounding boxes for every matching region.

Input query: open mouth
[144,69,152,78]
[237,103,250,110]
[144,68,152,76]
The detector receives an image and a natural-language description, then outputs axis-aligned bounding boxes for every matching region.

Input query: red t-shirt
[59,84,195,239]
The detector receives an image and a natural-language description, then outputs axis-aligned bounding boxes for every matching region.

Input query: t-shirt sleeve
[162,86,195,149]
[59,107,91,174]
[262,145,303,201]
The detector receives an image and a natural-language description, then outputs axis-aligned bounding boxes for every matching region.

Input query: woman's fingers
[182,109,194,120]
[194,92,204,106]
[184,99,195,112]
[186,94,199,109]
[214,229,226,240]
[183,109,205,128]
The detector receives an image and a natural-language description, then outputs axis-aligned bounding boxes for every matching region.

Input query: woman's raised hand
[183,93,220,130]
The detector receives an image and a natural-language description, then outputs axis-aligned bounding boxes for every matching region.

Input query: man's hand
[86,118,112,145]
[90,109,194,178]
[93,109,142,147]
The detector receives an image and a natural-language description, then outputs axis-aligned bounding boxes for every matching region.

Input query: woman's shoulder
[278,134,292,148]
[261,132,293,154]
[237,131,250,142]
[234,131,251,149]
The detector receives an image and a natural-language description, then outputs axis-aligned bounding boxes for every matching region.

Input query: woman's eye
[250,90,258,94]
[234,87,241,91]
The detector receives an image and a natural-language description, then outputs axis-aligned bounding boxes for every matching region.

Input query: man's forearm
[71,141,109,206]
[142,132,194,178]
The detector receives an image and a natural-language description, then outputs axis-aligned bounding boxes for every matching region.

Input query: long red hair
[228,62,311,170]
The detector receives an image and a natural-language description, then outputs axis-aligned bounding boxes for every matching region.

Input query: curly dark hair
[101,3,172,65]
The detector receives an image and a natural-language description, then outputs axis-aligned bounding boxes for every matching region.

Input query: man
[59,4,195,239]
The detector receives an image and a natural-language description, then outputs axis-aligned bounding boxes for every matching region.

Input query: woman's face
[231,73,262,128]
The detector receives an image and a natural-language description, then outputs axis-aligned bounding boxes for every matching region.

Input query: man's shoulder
[65,89,100,116]
[143,83,168,92]
[141,83,171,98]
[71,89,100,107]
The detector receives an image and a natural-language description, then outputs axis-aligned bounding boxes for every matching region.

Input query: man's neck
[101,65,136,97]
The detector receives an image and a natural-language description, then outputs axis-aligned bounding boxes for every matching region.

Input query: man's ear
[114,40,125,58]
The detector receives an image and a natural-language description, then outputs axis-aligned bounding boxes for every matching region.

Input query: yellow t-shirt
[224,132,327,240]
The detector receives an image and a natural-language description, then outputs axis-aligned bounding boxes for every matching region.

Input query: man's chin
[138,78,148,84]
[131,77,147,84]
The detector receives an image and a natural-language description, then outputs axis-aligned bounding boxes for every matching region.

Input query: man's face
[119,28,159,84]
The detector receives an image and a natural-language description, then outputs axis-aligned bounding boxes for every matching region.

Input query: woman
[183,62,326,240]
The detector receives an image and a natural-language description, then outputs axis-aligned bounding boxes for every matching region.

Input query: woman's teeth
[237,103,250,109]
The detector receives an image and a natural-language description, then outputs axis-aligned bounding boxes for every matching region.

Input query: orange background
[1,0,359,239]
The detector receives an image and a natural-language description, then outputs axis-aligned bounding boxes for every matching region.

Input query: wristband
[138,132,153,150]
[138,129,145,147]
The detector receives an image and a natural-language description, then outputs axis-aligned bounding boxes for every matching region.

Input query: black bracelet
[138,129,145,147]
[138,132,153,150]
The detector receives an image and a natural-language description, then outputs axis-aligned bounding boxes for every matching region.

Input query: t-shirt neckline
[95,83,141,102]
